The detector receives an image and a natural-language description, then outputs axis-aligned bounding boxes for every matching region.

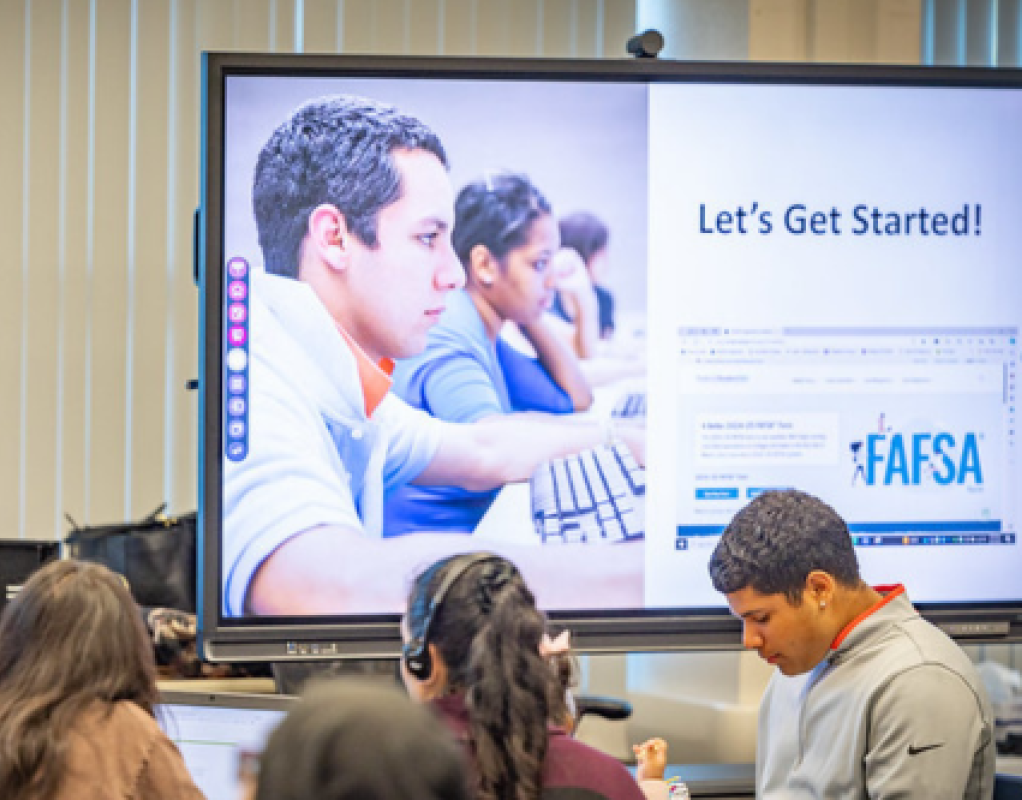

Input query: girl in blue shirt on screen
[386,171,594,536]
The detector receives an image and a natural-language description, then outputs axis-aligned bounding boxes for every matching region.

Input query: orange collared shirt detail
[336,326,394,418]
[830,584,906,650]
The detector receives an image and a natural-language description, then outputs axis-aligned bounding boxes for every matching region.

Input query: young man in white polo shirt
[709,489,994,800]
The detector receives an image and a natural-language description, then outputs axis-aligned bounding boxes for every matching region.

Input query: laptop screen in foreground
[156,691,295,800]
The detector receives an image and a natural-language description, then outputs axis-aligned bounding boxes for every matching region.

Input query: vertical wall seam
[270,0,277,51]
[537,0,544,55]
[84,0,97,522]
[404,0,411,52]
[336,0,345,52]
[922,0,934,64]
[165,0,179,508]
[990,0,999,64]
[56,0,69,539]
[470,0,477,54]
[437,0,445,53]
[957,0,967,64]
[124,0,139,519]
[19,0,31,540]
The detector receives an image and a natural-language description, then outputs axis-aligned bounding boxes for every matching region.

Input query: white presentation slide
[644,83,1022,608]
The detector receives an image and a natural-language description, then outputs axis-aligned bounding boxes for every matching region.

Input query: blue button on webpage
[695,488,739,500]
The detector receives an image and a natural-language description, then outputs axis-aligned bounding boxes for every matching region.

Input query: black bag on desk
[64,504,197,612]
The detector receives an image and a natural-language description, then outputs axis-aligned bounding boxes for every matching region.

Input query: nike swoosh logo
[907,743,945,756]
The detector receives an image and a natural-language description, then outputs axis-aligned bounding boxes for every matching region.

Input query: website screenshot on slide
[647,326,1018,607]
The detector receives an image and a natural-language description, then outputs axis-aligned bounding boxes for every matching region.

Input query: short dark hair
[558,212,609,267]
[252,94,448,279]
[708,489,861,603]
[452,172,552,268]
[255,679,469,800]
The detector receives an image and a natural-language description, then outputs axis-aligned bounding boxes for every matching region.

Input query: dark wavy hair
[558,212,609,267]
[406,554,560,800]
[255,679,470,800]
[452,172,552,270]
[708,489,861,604]
[0,559,158,800]
[253,94,448,279]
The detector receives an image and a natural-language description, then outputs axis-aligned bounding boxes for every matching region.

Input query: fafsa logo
[849,414,983,487]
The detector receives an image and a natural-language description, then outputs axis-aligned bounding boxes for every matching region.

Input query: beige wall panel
[749,0,808,60]
[303,0,343,53]
[601,0,637,59]
[408,0,443,54]
[233,0,273,50]
[368,0,409,55]
[476,0,512,55]
[169,0,199,515]
[966,0,994,66]
[574,0,600,57]
[876,0,921,64]
[272,0,298,52]
[127,0,173,520]
[541,0,576,57]
[22,0,64,541]
[86,0,132,524]
[441,0,478,55]
[59,0,93,537]
[812,0,867,62]
[847,0,880,62]
[0,2,27,540]
[997,0,1020,66]
[197,0,236,53]
[341,0,379,55]
[505,0,542,56]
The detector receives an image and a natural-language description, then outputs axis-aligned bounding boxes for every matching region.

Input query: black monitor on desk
[0,540,60,612]
[198,51,1022,661]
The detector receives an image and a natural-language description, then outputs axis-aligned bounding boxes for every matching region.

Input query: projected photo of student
[222,94,645,618]
[386,171,613,535]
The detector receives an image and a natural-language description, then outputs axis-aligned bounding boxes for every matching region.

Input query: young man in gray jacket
[709,489,995,800]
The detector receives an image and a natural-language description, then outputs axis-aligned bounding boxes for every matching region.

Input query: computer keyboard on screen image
[611,391,647,419]
[530,441,646,544]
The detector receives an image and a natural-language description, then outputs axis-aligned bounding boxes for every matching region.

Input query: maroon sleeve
[542,734,646,800]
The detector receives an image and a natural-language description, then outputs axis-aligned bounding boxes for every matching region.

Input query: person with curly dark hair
[0,560,205,800]
[400,553,644,800]
[709,489,994,800]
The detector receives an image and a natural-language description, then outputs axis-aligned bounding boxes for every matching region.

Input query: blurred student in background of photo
[0,560,205,800]
[552,211,613,359]
[244,679,469,800]
[549,211,646,388]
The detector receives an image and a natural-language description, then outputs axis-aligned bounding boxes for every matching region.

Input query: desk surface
[662,764,755,798]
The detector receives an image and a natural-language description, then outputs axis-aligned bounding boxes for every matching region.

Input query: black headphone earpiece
[402,552,503,682]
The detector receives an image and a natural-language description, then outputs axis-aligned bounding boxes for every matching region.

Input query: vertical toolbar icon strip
[225,258,250,461]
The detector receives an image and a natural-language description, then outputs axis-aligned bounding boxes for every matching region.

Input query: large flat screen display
[199,53,1022,660]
